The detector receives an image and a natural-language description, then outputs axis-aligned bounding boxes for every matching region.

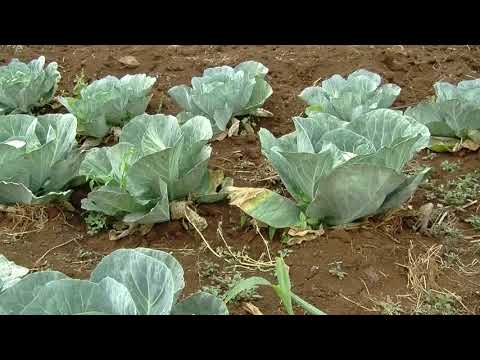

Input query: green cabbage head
[405,79,480,152]
[227,109,430,227]
[59,74,156,138]
[0,114,84,205]
[168,61,273,133]
[79,113,224,224]
[0,56,60,115]
[299,69,401,121]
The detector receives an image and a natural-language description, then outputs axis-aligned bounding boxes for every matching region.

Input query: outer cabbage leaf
[90,249,175,315]
[0,271,68,314]
[21,278,137,315]
[0,254,29,292]
[171,292,229,315]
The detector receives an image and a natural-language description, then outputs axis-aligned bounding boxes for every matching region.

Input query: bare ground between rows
[1,45,480,314]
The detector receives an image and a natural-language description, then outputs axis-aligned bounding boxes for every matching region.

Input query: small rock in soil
[118,55,140,68]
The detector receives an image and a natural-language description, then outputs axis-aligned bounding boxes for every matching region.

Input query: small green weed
[440,160,461,173]
[84,211,108,236]
[328,261,347,280]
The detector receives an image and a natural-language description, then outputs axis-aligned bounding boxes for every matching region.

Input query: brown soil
[1,45,480,315]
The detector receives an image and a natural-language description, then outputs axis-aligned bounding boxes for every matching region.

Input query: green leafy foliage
[0,56,60,115]
[79,114,228,224]
[228,109,430,227]
[0,114,85,204]
[168,61,273,133]
[299,69,401,121]
[59,74,156,138]
[0,248,228,315]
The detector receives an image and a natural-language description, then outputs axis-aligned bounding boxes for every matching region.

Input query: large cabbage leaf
[0,56,60,115]
[168,61,273,133]
[0,114,85,204]
[0,248,228,315]
[405,79,480,152]
[59,74,156,138]
[299,69,401,122]
[80,114,227,224]
[228,109,430,227]
[0,254,29,293]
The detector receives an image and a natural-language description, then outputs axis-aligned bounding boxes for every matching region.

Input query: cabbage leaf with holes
[227,109,430,227]
[0,114,85,204]
[405,79,480,152]
[168,61,273,133]
[0,248,228,315]
[59,74,156,138]
[299,69,401,121]
[79,114,229,224]
[0,56,60,115]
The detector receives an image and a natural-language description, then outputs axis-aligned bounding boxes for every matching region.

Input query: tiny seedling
[440,160,461,173]
[73,69,88,97]
[223,257,326,315]
[328,261,347,280]
[277,248,293,258]
[84,211,108,236]
[375,296,404,315]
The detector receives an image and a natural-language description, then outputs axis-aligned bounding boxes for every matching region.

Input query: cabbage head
[0,114,84,205]
[405,79,480,152]
[299,69,401,121]
[168,61,273,133]
[0,56,60,115]
[79,113,227,224]
[59,74,156,138]
[227,109,430,227]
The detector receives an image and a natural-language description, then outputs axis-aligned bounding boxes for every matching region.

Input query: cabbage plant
[168,61,273,134]
[0,114,84,205]
[80,113,229,225]
[59,74,156,138]
[0,56,60,115]
[227,109,430,227]
[405,79,480,152]
[299,69,401,121]
[0,248,228,315]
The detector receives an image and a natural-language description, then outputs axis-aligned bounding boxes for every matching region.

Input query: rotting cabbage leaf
[58,74,156,138]
[227,109,430,227]
[168,61,273,134]
[0,248,228,315]
[79,114,230,224]
[405,79,480,152]
[0,56,60,115]
[299,69,401,122]
[0,114,85,205]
